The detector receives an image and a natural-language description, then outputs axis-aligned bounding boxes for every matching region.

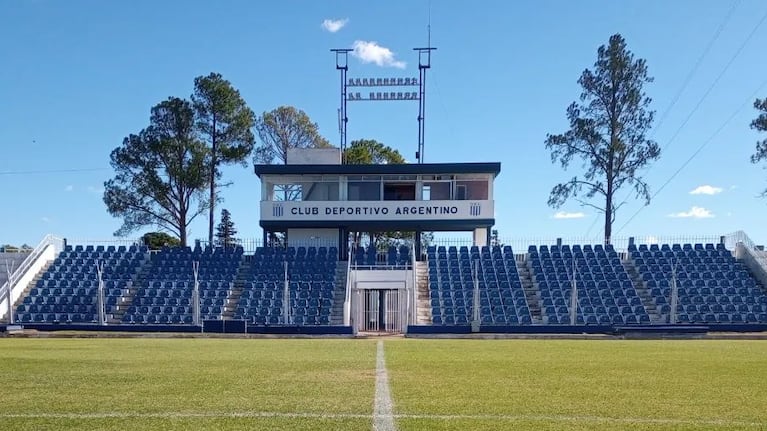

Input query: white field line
[0,412,369,419]
[373,340,396,431]
[0,412,763,427]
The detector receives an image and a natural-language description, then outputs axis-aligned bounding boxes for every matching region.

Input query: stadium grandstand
[3,147,767,336]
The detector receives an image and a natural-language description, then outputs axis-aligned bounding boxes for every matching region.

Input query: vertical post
[472,259,480,332]
[331,49,351,162]
[418,48,432,164]
[382,291,387,332]
[96,261,106,326]
[414,47,436,163]
[669,260,678,324]
[344,245,353,326]
[414,230,421,262]
[5,261,15,324]
[283,261,290,325]
[192,261,200,326]
[570,256,578,325]
[410,242,416,326]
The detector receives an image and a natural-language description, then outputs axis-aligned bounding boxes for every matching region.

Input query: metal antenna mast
[414,46,436,164]
[331,49,351,162]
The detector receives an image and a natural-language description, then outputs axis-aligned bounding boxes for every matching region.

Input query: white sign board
[261,200,493,221]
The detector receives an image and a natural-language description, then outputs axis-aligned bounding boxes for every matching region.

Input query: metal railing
[728,230,767,286]
[343,246,353,326]
[410,242,417,326]
[1,235,65,312]
[349,240,416,270]
[427,234,735,254]
[65,238,141,248]
[196,238,340,253]
[729,231,766,260]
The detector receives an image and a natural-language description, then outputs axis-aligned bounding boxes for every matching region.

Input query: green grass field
[0,338,765,430]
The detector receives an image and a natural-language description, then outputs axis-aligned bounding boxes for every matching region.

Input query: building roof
[260,218,495,232]
[253,162,501,177]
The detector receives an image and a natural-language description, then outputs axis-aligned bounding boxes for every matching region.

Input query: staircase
[0,252,31,289]
[623,258,663,324]
[0,252,32,322]
[516,258,543,324]
[108,254,151,324]
[223,257,251,320]
[2,261,51,323]
[415,260,431,324]
[330,262,348,325]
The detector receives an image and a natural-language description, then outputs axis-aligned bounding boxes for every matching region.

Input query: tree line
[103,73,403,247]
[105,34,767,247]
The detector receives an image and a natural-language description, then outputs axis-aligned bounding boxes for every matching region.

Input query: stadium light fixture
[332,46,435,163]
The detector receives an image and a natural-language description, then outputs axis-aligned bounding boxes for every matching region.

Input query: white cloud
[689,185,723,195]
[552,211,585,219]
[351,40,406,69]
[87,186,104,194]
[41,216,50,223]
[667,206,715,219]
[64,185,74,192]
[321,18,348,33]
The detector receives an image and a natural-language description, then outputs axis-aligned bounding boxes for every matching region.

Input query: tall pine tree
[103,97,208,246]
[192,73,255,246]
[545,34,660,244]
[215,208,239,248]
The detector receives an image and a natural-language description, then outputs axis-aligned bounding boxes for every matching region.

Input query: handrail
[728,230,767,281]
[0,235,64,316]
[410,242,417,326]
[343,244,353,326]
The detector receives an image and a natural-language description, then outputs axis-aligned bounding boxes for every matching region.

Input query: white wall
[351,269,413,291]
[287,148,341,165]
[0,244,56,321]
[474,228,488,247]
[287,228,338,248]
[262,200,494,222]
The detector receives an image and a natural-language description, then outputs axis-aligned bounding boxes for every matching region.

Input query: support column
[339,228,348,261]
[473,227,488,247]
[378,290,386,330]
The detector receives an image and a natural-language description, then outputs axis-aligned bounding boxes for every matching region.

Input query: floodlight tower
[331,46,436,164]
[414,47,436,164]
[331,48,352,161]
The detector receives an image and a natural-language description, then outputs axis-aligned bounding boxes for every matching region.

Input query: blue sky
[2,0,767,247]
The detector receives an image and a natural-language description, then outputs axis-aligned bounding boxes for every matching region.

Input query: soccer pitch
[0,338,765,430]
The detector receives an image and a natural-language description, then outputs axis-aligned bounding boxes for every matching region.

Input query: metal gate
[354,288,406,333]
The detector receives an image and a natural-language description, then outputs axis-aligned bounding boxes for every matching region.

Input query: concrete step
[516,258,543,323]
[415,261,432,325]
[330,263,347,325]
[623,257,664,324]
